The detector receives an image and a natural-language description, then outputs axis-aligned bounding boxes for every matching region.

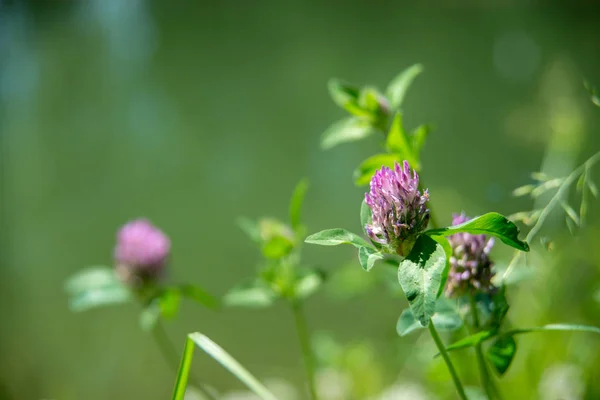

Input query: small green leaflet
[410,124,431,162]
[305,228,371,248]
[261,235,294,259]
[353,153,399,186]
[443,330,497,354]
[487,335,517,376]
[327,78,369,117]
[65,266,131,312]
[385,113,419,169]
[386,64,423,110]
[429,235,452,298]
[443,323,600,355]
[289,178,309,230]
[139,284,219,331]
[358,246,384,271]
[425,212,530,252]
[224,281,277,308]
[321,117,377,150]
[360,200,372,234]
[397,298,463,336]
[294,269,325,300]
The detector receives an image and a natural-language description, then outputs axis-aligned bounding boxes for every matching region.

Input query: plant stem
[503,151,600,280]
[152,320,218,400]
[291,301,318,400]
[428,320,468,400]
[469,297,501,400]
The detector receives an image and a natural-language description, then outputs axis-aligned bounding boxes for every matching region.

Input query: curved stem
[428,320,468,400]
[291,301,318,400]
[470,297,502,400]
[152,320,218,400]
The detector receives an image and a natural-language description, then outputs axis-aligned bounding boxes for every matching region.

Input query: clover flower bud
[364,161,430,256]
[446,213,495,297]
[114,219,170,286]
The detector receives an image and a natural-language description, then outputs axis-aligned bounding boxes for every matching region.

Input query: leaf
[68,284,131,312]
[487,335,517,376]
[305,228,371,248]
[444,323,600,355]
[432,297,464,331]
[353,153,399,186]
[385,113,418,168]
[531,178,563,198]
[410,124,431,161]
[171,333,278,400]
[358,246,384,271]
[295,270,325,300]
[444,331,496,353]
[321,117,377,150]
[360,200,372,234]
[386,64,423,110]
[159,288,183,319]
[588,179,599,198]
[327,78,369,116]
[512,184,535,197]
[65,266,119,293]
[397,298,462,336]
[289,178,309,230]
[584,80,600,108]
[140,285,215,331]
[560,201,580,226]
[487,287,509,329]
[179,284,220,310]
[262,235,294,259]
[430,235,452,298]
[396,308,422,336]
[237,217,261,243]
[65,267,131,312]
[425,212,530,252]
[397,235,447,326]
[224,282,276,308]
[358,86,385,114]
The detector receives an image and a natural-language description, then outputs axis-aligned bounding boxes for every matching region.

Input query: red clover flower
[365,161,430,256]
[114,219,170,286]
[446,213,495,297]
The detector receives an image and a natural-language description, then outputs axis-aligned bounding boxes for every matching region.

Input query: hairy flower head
[446,213,495,297]
[364,161,430,256]
[114,219,170,285]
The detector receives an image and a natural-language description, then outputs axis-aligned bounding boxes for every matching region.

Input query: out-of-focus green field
[2,1,600,399]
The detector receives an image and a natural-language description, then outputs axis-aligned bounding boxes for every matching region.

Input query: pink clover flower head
[446,213,496,297]
[114,218,170,285]
[364,161,430,256]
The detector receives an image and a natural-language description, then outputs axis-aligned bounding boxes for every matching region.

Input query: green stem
[428,320,468,400]
[503,151,600,280]
[291,301,318,400]
[469,297,501,400]
[153,320,218,400]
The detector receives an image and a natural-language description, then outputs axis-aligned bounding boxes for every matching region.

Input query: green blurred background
[2,1,600,399]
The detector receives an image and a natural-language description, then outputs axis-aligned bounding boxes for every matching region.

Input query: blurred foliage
[3,1,600,399]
